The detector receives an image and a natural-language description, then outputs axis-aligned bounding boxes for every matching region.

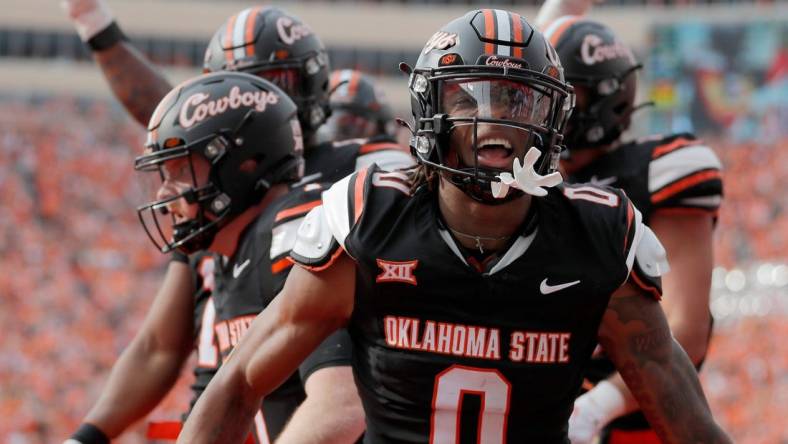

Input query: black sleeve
[298,329,353,383]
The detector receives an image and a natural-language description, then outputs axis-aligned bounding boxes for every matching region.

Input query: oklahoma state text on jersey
[290,165,665,443]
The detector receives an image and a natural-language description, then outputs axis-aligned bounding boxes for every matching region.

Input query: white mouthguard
[492,147,563,198]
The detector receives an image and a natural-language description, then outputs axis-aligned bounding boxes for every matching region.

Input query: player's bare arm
[177,254,356,444]
[92,43,173,127]
[62,0,172,126]
[571,212,718,441]
[72,261,195,440]
[275,365,365,444]
[650,212,715,364]
[598,281,731,444]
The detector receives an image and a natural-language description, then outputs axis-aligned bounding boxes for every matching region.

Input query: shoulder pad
[635,225,669,278]
[628,224,668,299]
[290,205,342,270]
[320,172,356,249]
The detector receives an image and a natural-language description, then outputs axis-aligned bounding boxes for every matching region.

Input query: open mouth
[476,137,515,169]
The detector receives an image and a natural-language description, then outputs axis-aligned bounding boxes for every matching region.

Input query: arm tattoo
[601,292,731,444]
[94,42,173,127]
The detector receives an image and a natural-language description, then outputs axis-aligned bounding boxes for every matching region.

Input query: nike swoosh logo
[540,278,581,295]
[232,259,251,279]
[292,172,323,187]
[590,175,617,186]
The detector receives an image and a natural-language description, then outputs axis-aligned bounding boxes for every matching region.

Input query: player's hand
[60,0,114,42]
[568,380,627,444]
[63,440,85,444]
[567,397,604,444]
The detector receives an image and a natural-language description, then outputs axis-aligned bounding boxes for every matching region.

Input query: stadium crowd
[0,96,785,443]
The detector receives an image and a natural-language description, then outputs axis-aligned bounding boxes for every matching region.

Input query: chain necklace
[448,228,511,255]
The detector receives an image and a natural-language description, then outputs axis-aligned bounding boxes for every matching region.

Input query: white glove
[61,0,114,42]
[491,146,563,198]
[568,380,628,444]
[63,440,84,444]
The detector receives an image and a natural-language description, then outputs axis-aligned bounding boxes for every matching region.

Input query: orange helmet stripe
[224,13,239,63]
[347,70,361,99]
[510,12,524,58]
[544,15,582,47]
[244,7,264,57]
[482,9,496,55]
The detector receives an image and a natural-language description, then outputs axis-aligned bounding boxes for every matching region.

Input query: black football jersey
[169,136,411,439]
[171,251,219,415]
[569,133,723,224]
[568,132,722,432]
[301,135,414,185]
[173,184,354,442]
[292,166,661,443]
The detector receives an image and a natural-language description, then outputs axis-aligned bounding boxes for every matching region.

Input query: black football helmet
[323,69,396,140]
[407,9,573,203]
[203,7,331,140]
[135,72,304,254]
[544,16,641,150]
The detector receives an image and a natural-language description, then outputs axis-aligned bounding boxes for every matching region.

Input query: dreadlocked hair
[408,164,439,194]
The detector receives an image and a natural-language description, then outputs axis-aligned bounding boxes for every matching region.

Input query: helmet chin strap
[492,147,563,198]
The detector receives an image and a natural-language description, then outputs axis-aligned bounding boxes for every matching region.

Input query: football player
[66,73,365,444]
[538,6,724,443]
[61,2,410,443]
[320,69,397,142]
[177,10,731,444]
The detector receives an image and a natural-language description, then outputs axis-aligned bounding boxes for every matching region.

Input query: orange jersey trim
[292,246,345,273]
[274,200,321,222]
[651,136,701,158]
[353,168,369,223]
[623,201,635,254]
[271,257,293,274]
[629,270,661,300]
[358,142,406,155]
[650,170,721,204]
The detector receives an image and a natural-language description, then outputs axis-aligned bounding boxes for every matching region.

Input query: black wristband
[70,423,110,444]
[87,21,128,52]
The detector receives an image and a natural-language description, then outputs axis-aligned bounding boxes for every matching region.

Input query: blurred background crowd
[0,0,785,443]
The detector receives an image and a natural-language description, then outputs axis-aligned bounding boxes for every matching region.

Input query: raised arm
[535,0,595,29]
[66,260,196,443]
[177,254,357,444]
[62,0,173,126]
[597,281,731,444]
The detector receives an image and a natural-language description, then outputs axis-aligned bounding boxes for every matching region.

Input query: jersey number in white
[430,365,512,444]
